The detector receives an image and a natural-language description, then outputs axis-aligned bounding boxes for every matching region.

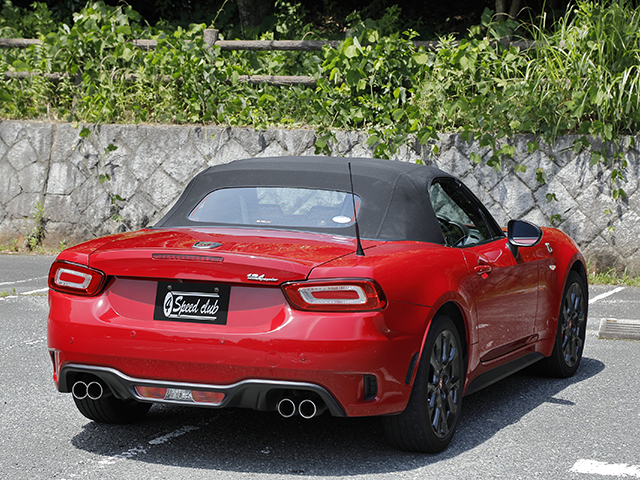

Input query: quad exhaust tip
[72,380,104,401]
[276,398,296,418]
[298,399,317,419]
[276,397,325,419]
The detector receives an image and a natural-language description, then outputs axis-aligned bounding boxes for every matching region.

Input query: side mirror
[507,219,542,257]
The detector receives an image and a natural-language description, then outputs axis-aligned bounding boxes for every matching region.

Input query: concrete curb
[598,318,640,341]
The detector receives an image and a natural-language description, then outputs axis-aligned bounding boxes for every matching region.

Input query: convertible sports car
[47,156,588,453]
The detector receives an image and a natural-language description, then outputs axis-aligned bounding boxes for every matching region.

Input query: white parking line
[571,459,640,477]
[589,286,625,305]
[22,287,49,295]
[148,425,199,445]
[0,276,47,286]
[5,338,45,350]
[96,425,201,466]
[0,288,49,301]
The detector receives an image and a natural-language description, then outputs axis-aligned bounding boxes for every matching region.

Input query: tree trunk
[509,0,521,19]
[496,0,508,21]
[236,0,274,37]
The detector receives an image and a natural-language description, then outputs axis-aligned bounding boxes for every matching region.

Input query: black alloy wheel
[561,281,586,367]
[382,315,464,453]
[427,327,462,439]
[542,271,588,378]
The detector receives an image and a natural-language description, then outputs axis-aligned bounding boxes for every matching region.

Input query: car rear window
[188,187,361,229]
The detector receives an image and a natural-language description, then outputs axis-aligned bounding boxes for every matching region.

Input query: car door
[429,179,539,363]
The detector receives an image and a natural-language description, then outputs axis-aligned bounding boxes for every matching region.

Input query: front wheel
[382,315,464,453]
[541,271,588,378]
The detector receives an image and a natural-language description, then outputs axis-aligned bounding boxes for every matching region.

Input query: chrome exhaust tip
[86,381,103,400]
[277,398,296,418]
[298,399,317,419]
[72,381,88,400]
[72,380,104,400]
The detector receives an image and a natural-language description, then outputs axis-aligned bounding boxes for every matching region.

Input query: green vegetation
[25,201,46,251]
[0,288,16,298]
[0,238,19,252]
[0,240,64,253]
[417,1,640,200]
[0,0,57,38]
[0,0,496,41]
[0,287,47,298]
[589,268,640,286]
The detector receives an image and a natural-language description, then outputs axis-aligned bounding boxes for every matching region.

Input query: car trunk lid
[87,227,364,284]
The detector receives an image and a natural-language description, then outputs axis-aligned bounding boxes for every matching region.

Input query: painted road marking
[96,425,200,466]
[589,286,625,305]
[571,459,640,477]
[22,287,48,295]
[0,276,47,286]
[0,288,49,301]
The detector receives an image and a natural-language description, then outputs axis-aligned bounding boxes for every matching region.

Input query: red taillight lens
[48,261,107,296]
[282,279,387,312]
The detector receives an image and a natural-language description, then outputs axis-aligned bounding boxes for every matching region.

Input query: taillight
[282,279,386,312]
[48,261,107,296]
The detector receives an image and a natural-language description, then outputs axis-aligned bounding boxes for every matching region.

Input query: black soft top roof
[155,156,452,244]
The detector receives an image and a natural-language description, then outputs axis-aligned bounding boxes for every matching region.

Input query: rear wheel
[383,315,464,453]
[541,271,588,378]
[72,378,151,424]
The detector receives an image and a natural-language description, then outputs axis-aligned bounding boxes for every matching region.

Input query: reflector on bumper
[135,385,225,405]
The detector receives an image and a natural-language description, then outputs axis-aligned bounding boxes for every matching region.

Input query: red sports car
[47,156,588,452]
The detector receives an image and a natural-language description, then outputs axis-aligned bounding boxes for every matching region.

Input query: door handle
[474,264,492,277]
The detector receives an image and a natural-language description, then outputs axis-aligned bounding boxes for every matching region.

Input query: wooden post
[203,29,218,52]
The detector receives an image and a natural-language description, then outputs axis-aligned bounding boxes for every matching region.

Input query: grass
[589,268,640,287]
[0,239,65,255]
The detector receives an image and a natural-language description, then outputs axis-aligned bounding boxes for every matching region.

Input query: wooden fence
[0,29,536,87]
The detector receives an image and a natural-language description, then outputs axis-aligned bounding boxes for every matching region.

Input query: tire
[541,271,588,378]
[383,315,464,453]
[73,378,151,424]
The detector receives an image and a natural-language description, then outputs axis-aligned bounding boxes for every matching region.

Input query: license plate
[153,281,230,324]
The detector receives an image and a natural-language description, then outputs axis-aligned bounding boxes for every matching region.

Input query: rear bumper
[59,363,346,416]
[48,288,431,417]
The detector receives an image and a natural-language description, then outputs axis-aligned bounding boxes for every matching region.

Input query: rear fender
[405,297,471,389]
[539,228,588,354]
[542,227,587,289]
[307,242,475,391]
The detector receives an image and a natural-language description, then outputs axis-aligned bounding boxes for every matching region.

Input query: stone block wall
[0,120,638,273]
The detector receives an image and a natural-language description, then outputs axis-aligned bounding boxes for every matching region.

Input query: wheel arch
[407,300,470,388]
[437,302,469,368]
[558,253,589,311]
[570,257,588,287]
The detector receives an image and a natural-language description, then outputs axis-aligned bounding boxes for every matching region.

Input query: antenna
[348,162,365,257]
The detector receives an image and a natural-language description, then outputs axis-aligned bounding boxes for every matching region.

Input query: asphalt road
[1,253,639,480]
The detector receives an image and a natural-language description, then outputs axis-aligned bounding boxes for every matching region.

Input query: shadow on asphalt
[70,356,604,475]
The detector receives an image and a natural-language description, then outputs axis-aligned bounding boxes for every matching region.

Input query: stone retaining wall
[1,120,638,273]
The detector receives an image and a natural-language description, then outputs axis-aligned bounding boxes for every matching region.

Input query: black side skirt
[464,352,544,397]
